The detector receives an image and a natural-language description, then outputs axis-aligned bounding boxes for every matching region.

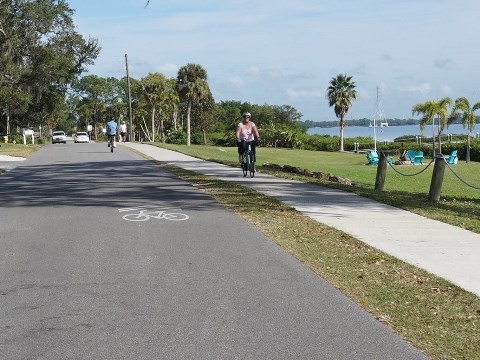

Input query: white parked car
[74,131,89,143]
[52,131,66,144]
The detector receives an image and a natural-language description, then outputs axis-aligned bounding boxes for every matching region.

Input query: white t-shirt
[119,124,127,133]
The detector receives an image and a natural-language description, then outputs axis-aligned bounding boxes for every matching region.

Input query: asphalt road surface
[0,143,427,359]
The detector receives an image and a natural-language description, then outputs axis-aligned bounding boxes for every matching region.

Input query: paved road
[125,143,480,298]
[0,143,426,359]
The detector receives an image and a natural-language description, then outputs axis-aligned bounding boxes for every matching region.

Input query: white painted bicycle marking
[119,206,189,222]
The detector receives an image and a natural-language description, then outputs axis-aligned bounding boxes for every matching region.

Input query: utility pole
[125,54,133,141]
[6,104,10,135]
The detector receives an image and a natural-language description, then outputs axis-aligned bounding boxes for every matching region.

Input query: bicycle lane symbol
[118,205,189,222]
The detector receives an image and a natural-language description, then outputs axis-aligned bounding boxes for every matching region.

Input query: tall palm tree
[411,97,452,155]
[326,74,357,152]
[450,97,480,163]
[140,72,169,143]
[177,63,210,146]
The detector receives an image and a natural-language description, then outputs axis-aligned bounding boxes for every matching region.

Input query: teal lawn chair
[406,150,416,164]
[447,150,458,164]
[366,151,379,165]
[366,151,393,165]
[412,151,424,165]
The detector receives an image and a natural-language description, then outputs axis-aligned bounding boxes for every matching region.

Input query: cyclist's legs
[249,141,256,163]
[237,141,246,162]
[108,134,116,147]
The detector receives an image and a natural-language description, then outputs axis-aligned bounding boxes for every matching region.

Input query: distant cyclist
[106,118,118,148]
[236,112,260,163]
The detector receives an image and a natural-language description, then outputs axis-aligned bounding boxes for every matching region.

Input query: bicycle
[240,140,255,178]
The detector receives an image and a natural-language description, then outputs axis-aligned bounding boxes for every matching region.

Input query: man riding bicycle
[106,118,118,148]
[236,112,260,164]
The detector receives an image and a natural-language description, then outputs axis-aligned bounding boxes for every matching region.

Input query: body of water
[307,123,476,142]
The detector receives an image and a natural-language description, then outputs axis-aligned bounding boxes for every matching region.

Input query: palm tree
[177,63,210,146]
[140,73,166,143]
[326,74,357,152]
[450,97,480,163]
[411,97,452,155]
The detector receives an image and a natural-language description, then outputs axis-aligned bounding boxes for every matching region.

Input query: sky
[66,0,480,123]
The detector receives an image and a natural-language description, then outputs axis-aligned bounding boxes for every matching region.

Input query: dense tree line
[68,74,306,148]
[0,0,100,134]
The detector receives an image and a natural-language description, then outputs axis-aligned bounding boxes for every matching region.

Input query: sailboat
[371,86,387,151]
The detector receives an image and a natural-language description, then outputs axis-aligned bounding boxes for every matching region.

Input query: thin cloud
[439,85,453,96]
[229,76,245,87]
[382,54,393,61]
[399,83,432,96]
[243,66,261,75]
[434,57,454,70]
[156,63,179,77]
[287,88,323,100]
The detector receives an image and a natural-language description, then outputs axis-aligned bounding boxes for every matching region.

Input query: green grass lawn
[157,143,480,234]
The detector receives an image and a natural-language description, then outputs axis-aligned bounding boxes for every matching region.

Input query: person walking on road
[106,118,118,148]
[119,121,127,143]
[236,112,260,163]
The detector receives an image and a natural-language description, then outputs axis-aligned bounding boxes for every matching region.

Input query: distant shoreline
[306,123,474,141]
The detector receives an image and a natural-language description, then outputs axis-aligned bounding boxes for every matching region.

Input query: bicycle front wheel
[242,158,248,177]
[249,162,255,178]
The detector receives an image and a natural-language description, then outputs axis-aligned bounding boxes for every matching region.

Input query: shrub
[303,134,339,151]
[209,131,233,146]
[165,129,186,144]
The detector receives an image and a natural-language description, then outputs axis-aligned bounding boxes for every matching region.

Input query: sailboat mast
[372,86,380,152]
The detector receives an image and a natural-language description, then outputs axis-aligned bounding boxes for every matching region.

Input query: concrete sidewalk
[125,143,480,297]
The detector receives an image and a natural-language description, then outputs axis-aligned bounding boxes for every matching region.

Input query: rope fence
[380,151,480,191]
[444,160,480,190]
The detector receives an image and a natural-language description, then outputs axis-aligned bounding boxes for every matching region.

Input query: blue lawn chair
[366,151,379,165]
[447,150,458,164]
[412,151,424,165]
[405,150,416,164]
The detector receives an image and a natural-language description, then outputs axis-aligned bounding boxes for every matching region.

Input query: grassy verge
[0,143,43,158]
[157,143,480,234]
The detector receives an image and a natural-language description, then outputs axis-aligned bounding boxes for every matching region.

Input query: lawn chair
[405,149,416,164]
[366,151,379,165]
[446,150,458,164]
[412,151,424,165]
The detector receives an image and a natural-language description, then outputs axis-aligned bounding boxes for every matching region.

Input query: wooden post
[428,154,446,202]
[374,151,389,191]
